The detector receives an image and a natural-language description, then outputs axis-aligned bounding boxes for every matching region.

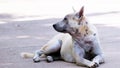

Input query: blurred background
[0,0,120,26]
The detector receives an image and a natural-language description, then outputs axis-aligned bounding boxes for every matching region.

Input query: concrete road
[0,0,120,68]
[0,18,120,68]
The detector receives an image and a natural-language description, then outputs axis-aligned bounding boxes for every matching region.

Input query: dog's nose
[53,24,56,28]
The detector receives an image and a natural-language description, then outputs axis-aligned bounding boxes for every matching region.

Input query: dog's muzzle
[53,24,66,33]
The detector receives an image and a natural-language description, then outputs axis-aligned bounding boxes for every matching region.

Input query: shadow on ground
[0,18,120,68]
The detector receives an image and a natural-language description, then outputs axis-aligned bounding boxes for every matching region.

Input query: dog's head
[53,7,88,36]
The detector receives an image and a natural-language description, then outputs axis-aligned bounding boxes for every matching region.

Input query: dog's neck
[71,22,93,39]
[71,26,93,48]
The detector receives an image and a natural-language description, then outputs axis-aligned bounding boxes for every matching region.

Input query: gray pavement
[0,18,120,68]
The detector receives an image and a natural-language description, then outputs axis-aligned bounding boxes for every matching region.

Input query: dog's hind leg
[33,38,62,62]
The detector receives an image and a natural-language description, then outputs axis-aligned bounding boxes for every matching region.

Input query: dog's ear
[78,6,84,18]
[72,6,76,13]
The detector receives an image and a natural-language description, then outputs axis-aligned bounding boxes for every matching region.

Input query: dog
[21,7,104,68]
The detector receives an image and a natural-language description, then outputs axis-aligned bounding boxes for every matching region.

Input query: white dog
[21,7,104,68]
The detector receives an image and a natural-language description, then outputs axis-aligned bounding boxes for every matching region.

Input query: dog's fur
[21,7,104,68]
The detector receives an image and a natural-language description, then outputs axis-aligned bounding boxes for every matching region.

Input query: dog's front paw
[33,57,40,63]
[89,62,99,68]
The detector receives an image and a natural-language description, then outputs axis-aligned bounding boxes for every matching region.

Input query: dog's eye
[63,17,68,24]
[64,18,67,20]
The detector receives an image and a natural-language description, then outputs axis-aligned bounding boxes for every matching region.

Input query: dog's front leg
[92,41,105,66]
[73,42,97,68]
[92,54,104,66]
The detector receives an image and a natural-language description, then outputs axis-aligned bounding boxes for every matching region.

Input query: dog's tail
[20,52,34,58]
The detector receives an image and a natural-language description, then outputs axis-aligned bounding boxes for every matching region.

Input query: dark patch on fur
[84,34,86,37]
[84,41,92,44]
[85,29,89,35]
[86,22,88,24]
[93,33,96,36]
[75,29,79,34]
[78,21,81,25]
[85,29,88,31]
